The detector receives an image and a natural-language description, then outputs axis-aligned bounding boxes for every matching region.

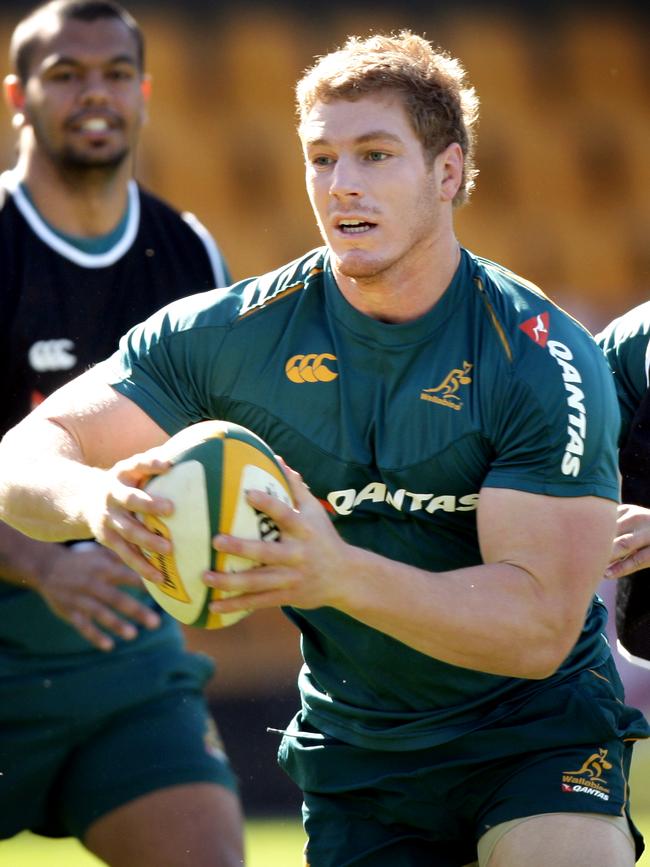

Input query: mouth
[68,114,120,135]
[80,117,111,132]
[335,218,377,235]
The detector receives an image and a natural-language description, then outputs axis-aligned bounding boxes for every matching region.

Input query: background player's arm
[605,503,650,579]
[0,526,161,650]
[0,364,172,570]
[207,477,616,679]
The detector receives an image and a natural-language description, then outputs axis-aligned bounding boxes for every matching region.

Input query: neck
[14,148,133,237]
[331,224,461,324]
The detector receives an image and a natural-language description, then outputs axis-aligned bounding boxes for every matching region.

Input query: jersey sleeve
[596,302,650,445]
[483,327,620,502]
[104,291,230,436]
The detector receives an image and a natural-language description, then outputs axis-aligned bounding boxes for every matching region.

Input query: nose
[329,156,362,199]
[79,69,110,105]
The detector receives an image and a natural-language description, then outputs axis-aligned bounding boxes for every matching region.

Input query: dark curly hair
[11,0,144,84]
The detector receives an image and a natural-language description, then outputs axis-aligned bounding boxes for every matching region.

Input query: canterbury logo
[28,339,76,372]
[420,361,473,410]
[564,748,612,780]
[285,353,338,383]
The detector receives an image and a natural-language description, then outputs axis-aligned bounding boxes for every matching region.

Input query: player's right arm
[0,363,173,580]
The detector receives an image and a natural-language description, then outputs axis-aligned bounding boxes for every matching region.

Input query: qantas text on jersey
[547,340,587,478]
[326,484,480,517]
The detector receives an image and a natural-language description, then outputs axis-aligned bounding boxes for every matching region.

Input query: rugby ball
[139,421,292,628]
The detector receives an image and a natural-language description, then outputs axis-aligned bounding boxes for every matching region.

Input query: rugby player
[1,29,648,867]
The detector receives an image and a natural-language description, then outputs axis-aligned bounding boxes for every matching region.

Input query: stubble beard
[58,143,130,173]
[334,249,398,283]
[28,108,132,177]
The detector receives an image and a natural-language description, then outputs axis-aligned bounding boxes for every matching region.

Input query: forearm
[0,420,102,542]
[338,547,588,679]
[0,523,66,589]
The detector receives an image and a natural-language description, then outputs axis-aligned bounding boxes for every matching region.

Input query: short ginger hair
[296,31,480,206]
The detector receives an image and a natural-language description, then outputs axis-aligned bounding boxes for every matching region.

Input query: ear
[140,73,151,124]
[3,74,27,128]
[437,142,464,203]
[140,73,152,103]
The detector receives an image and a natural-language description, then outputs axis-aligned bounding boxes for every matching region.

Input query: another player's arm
[208,479,616,679]
[605,503,650,579]
[0,364,172,566]
[0,525,162,650]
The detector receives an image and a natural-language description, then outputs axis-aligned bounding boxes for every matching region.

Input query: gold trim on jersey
[473,276,513,362]
[237,267,323,320]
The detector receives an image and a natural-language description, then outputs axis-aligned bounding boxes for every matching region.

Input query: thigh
[59,688,239,840]
[84,782,244,867]
[483,813,635,867]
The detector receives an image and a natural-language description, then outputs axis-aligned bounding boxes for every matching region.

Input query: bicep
[10,364,169,469]
[478,487,617,604]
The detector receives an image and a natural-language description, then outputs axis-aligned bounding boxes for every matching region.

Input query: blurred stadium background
[1,0,648,848]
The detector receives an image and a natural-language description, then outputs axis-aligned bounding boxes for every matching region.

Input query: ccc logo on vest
[28,339,76,372]
[285,353,338,383]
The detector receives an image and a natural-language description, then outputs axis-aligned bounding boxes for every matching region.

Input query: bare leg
[83,782,245,867]
[485,813,635,867]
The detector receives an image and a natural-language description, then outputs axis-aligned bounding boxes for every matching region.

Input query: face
[301,92,459,281]
[15,16,147,171]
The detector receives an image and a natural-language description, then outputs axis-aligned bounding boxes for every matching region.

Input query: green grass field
[2,739,649,865]
[0,818,306,867]
[2,812,650,865]
[2,813,649,866]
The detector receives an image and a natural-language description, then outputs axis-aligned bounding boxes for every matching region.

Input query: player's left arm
[206,473,615,679]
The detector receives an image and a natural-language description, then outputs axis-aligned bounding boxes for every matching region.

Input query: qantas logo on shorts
[420,361,473,410]
[285,353,338,383]
[326,482,479,517]
[561,748,612,801]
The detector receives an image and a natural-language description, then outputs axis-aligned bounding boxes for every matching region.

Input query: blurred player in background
[598,304,650,670]
[0,1,244,865]
[0,29,648,867]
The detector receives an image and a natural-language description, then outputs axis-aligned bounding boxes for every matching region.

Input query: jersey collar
[0,168,140,269]
[322,248,468,346]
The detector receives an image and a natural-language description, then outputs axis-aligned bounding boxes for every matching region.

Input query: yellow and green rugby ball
[139,420,292,629]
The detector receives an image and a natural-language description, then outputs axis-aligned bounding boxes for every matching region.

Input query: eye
[106,67,136,82]
[311,155,334,168]
[365,151,389,162]
[48,68,77,83]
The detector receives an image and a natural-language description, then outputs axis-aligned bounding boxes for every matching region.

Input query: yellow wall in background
[2,7,646,332]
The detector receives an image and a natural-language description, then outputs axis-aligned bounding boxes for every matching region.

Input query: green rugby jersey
[597,301,650,445]
[108,246,621,750]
